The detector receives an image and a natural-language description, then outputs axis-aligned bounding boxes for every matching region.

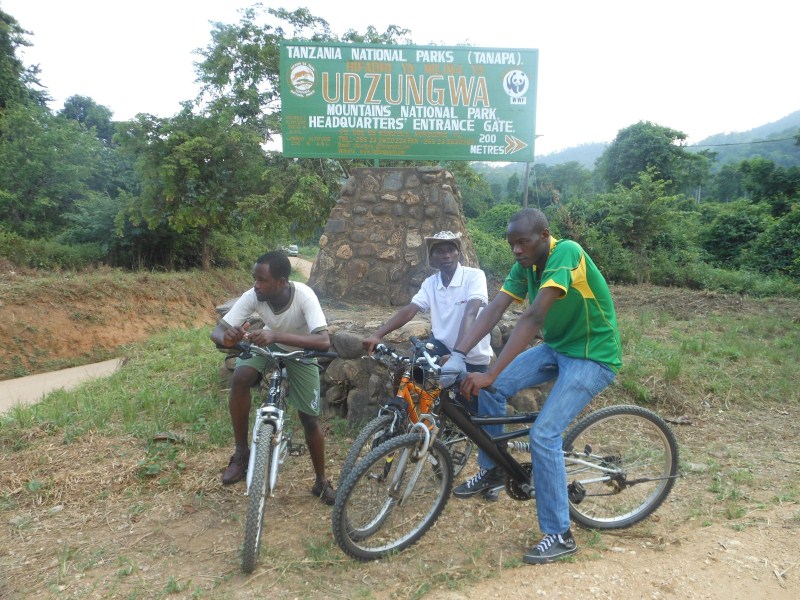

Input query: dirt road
[0,358,124,414]
[290,255,313,279]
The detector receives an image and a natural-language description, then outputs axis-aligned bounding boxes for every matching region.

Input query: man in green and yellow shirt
[440,208,622,564]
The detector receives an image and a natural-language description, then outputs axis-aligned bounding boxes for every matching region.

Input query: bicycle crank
[506,462,536,501]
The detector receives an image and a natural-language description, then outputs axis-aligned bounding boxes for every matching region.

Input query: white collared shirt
[411,264,493,365]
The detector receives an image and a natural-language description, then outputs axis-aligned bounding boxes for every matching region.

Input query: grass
[1,329,230,450]
[1,284,800,598]
[615,307,800,410]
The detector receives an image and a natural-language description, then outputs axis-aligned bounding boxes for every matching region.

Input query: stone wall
[319,317,551,426]
[308,166,478,307]
[216,307,551,427]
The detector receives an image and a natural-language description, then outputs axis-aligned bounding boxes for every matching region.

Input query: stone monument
[308,166,478,306]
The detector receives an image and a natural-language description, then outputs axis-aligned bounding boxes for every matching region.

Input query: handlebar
[220,341,338,363]
[371,337,493,394]
[371,337,440,372]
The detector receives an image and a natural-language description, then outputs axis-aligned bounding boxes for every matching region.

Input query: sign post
[280,42,538,162]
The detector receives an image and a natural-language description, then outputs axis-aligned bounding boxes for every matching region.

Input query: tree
[59,95,116,145]
[0,103,105,237]
[699,200,769,268]
[506,171,521,204]
[547,161,594,202]
[738,157,800,216]
[596,121,708,194]
[185,6,413,263]
[445,162,492,218]
[744,205,800,279]
[194,7,341,134]
[599,168,685,284]
[237,154,338,244]
[709,163,744,202]
[117,105,269,270]
[0,8,47,110]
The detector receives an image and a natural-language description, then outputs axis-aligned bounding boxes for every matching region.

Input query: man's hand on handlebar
[438,351,466,388]
[460,371,496,398]
[220,323,249,348]
[243,328,277,347]
[361,334,382,356]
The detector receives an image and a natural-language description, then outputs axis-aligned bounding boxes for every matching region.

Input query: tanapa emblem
[289,62,315,97]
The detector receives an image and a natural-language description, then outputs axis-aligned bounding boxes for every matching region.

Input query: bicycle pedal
[482,487,503,502]
[288,443,306,456]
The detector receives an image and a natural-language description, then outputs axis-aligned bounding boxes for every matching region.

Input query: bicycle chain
[505,462,535,501]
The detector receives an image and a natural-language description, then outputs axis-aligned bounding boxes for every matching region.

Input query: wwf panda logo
[503,70,529,98]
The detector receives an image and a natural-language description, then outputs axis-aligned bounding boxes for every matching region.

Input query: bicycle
[339,337,473,481]
[225,341,338,573]
[331,351,680,561]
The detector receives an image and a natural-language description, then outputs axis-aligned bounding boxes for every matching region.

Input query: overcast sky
[3,0,798,155]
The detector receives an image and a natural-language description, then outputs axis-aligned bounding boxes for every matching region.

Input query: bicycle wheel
[332,432,454,561]
[241,423,274,573]
[339,413,398,480]
[563,405,679,530]
[438,424,473,476]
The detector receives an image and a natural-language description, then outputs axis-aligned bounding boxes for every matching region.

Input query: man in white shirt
[211,250,336,504]
[362,231,494,434]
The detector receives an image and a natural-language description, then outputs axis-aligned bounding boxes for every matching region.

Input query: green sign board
[280,42,538,162]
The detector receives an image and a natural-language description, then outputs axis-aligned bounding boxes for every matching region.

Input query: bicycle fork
[388,419,436,506]
[245,404,286,497]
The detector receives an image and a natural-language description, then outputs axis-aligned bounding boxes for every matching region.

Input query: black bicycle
[332,353,679,561]
[227,341,338,573]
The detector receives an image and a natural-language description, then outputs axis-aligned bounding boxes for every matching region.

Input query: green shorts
[236,347,321,416]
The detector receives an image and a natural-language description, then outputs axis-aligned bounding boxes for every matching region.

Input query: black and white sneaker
[453,467,504,498]
[523,530,577,564]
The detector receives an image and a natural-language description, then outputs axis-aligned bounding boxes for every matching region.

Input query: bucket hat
[424,231,463,256]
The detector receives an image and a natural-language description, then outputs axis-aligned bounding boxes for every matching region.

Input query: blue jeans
[475,343,616,534]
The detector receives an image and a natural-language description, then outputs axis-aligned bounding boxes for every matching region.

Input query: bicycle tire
[339,413,397,480]
[241,423,274,573]
[341,413,473,482]
[332,432,454,561]
[563,405,679,530]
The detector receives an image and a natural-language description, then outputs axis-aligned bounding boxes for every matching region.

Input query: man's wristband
[452,349,467,357]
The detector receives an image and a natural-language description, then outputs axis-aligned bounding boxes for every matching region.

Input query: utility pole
[522,135,543,209]
[523,162,531,208]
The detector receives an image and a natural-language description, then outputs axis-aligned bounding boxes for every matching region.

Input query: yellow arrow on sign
[504,135,529,154]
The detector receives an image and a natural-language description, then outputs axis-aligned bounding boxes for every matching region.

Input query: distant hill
[689,110,800,169]
[535,142,608,169]
[487,111,800,171]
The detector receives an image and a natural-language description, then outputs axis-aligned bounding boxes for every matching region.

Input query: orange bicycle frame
[394,371,441,426]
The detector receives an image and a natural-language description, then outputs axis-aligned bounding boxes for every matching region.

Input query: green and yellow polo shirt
[499,237,622,372]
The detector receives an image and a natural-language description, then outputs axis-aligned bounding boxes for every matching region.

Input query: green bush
[0,229,26,263]
[743,205,800,279]
[208,230,271,270]
[0,230,104,269]
[687,264,800,297]
[467,224,510,278]
[472,203,521,238]
[699,200,770,268]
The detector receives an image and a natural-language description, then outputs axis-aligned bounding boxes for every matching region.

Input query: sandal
[311,479,336,505]
[222,452,249,485]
